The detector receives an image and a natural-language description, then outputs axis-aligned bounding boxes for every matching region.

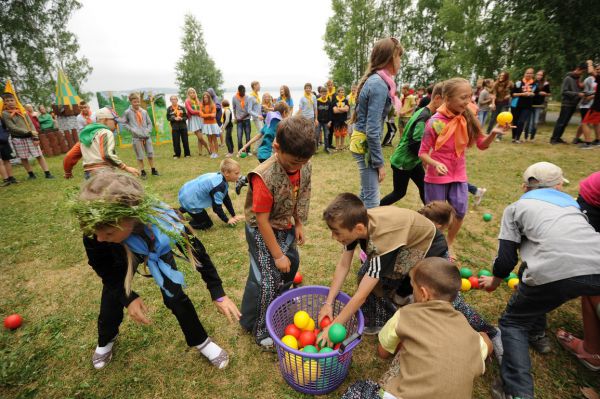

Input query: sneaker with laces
[529,334,552,354]
[474,187,487,207]
[579,142,595,150]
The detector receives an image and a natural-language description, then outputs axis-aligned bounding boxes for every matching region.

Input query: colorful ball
[478,269,493,277]
[3,314,22,330]
[298,330,316,348]
[284,323,302,339]
[293,272,303,285]
[303,317,315,332]
[302,344,318,353]
[294,360,321,385]
[468,276,480,289]
[328,323,347,344]
[460,278,472,291]
[319,315,332,329]
[504,272,518,282]
[240,152,247,158]
[282,334,299,350]
[483,213,492,222]
[497,111,513,125]
[294,311,311,330]
[459,267,473,278]
[319,346,334,354]
[507,278,519,290]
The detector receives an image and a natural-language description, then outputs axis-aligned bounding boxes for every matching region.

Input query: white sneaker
[474,188,487,207]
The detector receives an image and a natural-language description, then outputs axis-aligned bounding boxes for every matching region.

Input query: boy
[120,93,158,177]
[178,158,244,230]
[1,92,54,179]
[239,116,316,349]
[342,257,491,399]
[479,162,600,399]
[316,86,332,153]
[296,83,318,128]
[63,108,139,179]
[76,101,96,132]
[318,193,448,335]
[0,118,16,186]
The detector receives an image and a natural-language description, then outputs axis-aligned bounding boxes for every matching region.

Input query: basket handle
[338,332,361,354]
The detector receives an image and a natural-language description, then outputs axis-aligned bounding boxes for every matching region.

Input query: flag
[55,69,81,106]
[3,79,26,114]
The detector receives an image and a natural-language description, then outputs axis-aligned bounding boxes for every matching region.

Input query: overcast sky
[68,0,333,92]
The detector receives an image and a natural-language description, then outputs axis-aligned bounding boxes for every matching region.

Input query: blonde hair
[219,158,240,173]
[251,81,259,90]
[128,93,140,101]
[186,87,197,99]
[442,78,481,145]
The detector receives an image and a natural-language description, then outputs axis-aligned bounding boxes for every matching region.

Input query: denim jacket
[354,74,391,168]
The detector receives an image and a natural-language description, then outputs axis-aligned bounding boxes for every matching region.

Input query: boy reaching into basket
[342,257,492,399]
[239,116,316,350]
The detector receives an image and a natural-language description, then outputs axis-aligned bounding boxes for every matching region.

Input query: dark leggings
[380,164,425,206]
[224,124,234,154]
[511,107,532,141]
[382,121,397,145]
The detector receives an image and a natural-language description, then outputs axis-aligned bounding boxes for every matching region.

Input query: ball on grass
[468,276,480,289]
[478,269,493,277]
[483,213,492,222]
[240,152,247,158]
[459,267,473,278]
[3,314,22,330]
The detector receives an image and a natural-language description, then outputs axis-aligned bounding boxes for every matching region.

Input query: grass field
[1,122,599,399]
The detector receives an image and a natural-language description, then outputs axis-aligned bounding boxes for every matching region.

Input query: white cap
[95,107,117,120]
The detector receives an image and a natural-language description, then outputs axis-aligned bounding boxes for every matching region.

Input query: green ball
[459,267,473,278]
[504,272,518,282]
[319,347,334,354]
[328,323,347,344]
[303,345,318,353]
[240,152,247,158]
[483,213,492,222]
[478,269,493,277]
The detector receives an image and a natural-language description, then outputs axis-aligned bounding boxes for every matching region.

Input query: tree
[0,0,92,104]
[175,14,223,99]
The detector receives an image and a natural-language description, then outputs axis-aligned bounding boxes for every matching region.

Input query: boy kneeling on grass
[342,257,491,399]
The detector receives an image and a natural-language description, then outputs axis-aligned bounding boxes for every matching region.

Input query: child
[166,95,190,158]
[315,86,331,153]
[221,99,234,157]
[178,158,244,230]
[398,85,417,133]
[381,82,444,206]
[261,93,274,119]
[477,79,493,126]
[297,83,318,130]
[325,79,336,101]
[418,78,502,250]
[63,108,139,179]
[248,81,264,138]
[239,116,316,349]
[342,258,491,399]
[0,118,16,186]
[382,106,397,147]
[199,92,220,158]
[233,85,252,156]
[238,101,290,163]
[37,105,56,132]
[77,101,96,132]
[1,92,54,179]
[207,88,223,146]
[510,68,539,143]
[71,172,241,370]
[277,85,294,110]
[121,93,158,178]
[331,87,350,150]
[185,88,210,156]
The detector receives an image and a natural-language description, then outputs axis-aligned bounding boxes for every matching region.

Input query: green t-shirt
[38,113,54,130]
[390,107,431,170]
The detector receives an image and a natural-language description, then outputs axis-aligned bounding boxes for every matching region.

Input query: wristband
[216,297,225,303]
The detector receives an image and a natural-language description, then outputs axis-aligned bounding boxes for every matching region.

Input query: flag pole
[149,91,159,145]
[109,91,122,146]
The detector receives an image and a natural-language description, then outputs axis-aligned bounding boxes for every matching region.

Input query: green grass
[1,122,599,398]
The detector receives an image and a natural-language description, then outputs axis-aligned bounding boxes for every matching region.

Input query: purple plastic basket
[266,285,364,395]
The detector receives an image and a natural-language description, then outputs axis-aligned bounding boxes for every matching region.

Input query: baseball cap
[523,162,568,188]
[96,107,117,120]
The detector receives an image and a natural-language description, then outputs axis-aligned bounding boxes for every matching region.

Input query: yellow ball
[303,317,315,332]
[294,311,311,330]
[460,278,471,292]
[294,360,321,385]
[507,278,519,290]
[281,334,299,350]
[284,352,303,373]
[497,111,513,125]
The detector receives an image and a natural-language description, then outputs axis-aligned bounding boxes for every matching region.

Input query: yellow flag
[3,80,26,114]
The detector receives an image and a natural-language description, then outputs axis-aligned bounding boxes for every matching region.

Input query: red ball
[468,276,480,289]
[313,328,320,341]
[298,330,316,348]
[320,315,332,329]
[284,323,302,339]
[293,272,303,285]
[4,314,23,330]
[334,343,342,350]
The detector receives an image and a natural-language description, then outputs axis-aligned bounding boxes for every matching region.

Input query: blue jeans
[511,107,532,141]
[499,273,600,398]
[525,107,542,139]
[352,152,380,209]
[236,119,251,152]
[316,122,331,149]
[477,110,489,126]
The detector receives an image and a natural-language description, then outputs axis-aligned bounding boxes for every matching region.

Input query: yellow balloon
[497,111,513,125]
[461,278,471,292]
[294,360,321,385]
[282,334,299,350]
[294,311,310,329]
[507,278,519,290]
[303,318,315,332]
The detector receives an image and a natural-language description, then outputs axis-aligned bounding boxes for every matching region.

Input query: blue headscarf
[123,207,186,297]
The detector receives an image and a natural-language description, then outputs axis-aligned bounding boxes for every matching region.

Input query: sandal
[556,328,600,371]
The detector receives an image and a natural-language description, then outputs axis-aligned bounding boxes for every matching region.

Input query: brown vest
[380,301,485,399]
[244,155,311,230]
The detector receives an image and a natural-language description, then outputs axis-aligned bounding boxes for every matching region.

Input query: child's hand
[213,296,242,323]
[295,224,305,245]
[237,148,245,157]
[434,162,448,176]
[127,297,151,325]
[318,304,333,327]
[125,166,140,177]
[274,254,291,273]
[318,324,334,348]
[478,275,502,291]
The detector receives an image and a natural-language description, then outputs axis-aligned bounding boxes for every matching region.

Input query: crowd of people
[2,35,600,399]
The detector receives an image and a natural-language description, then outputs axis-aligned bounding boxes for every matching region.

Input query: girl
[418,78,503,252]
[221,99,234,157]
[331,87,350,151]
[526,70,551,141]
[199,92,220,158]
[477,79,493,126]
[71,172,240,370]
[238,101,290,163]
[510,68,539,143]
[261,93,274,119]
[487,71,513,136]
[185,88,210,156]
[277,85,294,111]
[166,95,190,158]
[207,88,223,147]
[349,37,403,209]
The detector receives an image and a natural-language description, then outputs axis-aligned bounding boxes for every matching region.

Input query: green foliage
[175,14,224,99]
[0,0,92,105]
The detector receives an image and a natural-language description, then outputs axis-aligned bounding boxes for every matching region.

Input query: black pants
[551,105,577,142]
[98,264,208,347]
[181,207,213,230]
[511,107,531,141]
[380,164,425,206]
[578,195,600,232]
[382,121,397,145]
[224,124,234,154]
[172,127,190,157]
